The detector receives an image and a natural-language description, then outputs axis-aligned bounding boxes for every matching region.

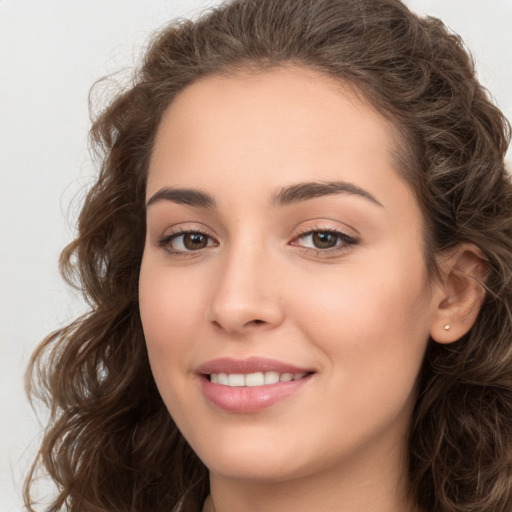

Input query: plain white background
[1,1,511,511]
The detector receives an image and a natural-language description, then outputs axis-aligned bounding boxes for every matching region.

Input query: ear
[430,244,489,344]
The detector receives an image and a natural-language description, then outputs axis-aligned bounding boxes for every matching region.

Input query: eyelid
[156,224,219,256]
[153,221,359,258]
[290,225,360,256]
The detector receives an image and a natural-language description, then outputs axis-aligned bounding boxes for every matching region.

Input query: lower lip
[199,375,313,413]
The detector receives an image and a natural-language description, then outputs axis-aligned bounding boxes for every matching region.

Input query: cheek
[138,258,201,379]
[138,268,206,439]
[291,249,432,391]
[297,273,430,345]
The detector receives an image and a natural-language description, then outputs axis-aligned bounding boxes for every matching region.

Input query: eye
[292,229,358,252]
[158,230,217,254]
[302,231,341,249]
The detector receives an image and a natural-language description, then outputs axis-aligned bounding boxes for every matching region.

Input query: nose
[207,243,285,335]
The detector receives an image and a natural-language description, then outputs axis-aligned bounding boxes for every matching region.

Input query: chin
[188,428,310,482]
[205,455,309,483]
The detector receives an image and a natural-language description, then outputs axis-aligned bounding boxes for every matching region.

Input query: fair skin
[139,66,485,512]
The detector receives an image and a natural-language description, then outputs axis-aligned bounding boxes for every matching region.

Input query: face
[139,66,438,485]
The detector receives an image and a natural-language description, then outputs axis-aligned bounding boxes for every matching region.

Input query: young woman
[25,0,512,511]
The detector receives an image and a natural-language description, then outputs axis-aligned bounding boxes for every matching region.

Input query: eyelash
[291,227,359,256]
[157,228,216,256]
[157,227,359,257]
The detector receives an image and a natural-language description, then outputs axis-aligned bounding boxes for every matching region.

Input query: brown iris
[183,233,209,250]
[312,232,339,249]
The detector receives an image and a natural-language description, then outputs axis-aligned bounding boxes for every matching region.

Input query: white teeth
[264,371,280,385]
[245,372,265,387]
[228,373,245,386]
[209,371,308,387]
[217,373,229,385]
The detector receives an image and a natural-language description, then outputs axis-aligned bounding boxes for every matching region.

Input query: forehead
[147,65,406,205]
[154,66,394,147]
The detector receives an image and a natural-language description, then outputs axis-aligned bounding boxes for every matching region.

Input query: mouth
[196,357,315,413]
[207,371,311,386]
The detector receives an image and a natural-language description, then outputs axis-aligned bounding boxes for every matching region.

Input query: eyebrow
[272,181,383,208]
[146,187,216,209]
[146,180,383,210]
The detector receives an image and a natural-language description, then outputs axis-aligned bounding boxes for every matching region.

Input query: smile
[209,371,308,386]
[197,358,315,413]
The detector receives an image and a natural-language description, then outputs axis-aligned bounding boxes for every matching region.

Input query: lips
[197,356,313,375]
[196,357,314,413]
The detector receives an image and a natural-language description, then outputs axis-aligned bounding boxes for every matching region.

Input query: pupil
[184,233,207,250]
[312,232,337,249]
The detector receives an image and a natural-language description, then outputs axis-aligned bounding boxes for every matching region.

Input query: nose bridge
[208,233,284,333]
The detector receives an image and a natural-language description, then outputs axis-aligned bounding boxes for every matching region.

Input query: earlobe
[430,244,488,344]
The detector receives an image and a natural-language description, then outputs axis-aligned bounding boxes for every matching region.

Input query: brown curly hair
[25,0,512,511]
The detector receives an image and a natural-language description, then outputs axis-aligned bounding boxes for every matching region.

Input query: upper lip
[196,357,314,375]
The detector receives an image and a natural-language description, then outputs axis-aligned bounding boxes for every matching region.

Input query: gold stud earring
[444,324,450,331]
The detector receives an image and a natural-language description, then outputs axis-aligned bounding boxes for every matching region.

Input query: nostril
[212,320,222,329]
